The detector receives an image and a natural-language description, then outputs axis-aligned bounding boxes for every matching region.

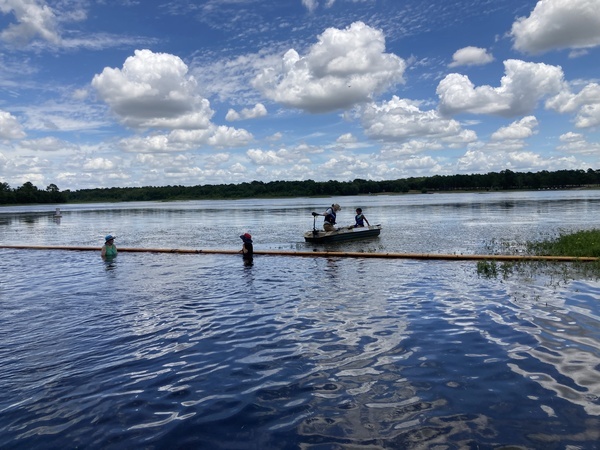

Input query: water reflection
[324,257,338,280]
[0,211,63,226]
[501,281,600,417]
[433,272,600,427]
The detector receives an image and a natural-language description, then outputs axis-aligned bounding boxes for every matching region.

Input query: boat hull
[304,225,382,243]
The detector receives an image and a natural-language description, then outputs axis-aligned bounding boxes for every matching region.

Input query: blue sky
[0,0,599,191]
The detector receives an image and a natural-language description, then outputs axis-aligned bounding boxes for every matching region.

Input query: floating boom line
[0,245,598,262]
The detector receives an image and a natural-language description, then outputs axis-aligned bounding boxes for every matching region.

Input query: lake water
[1,191,600,449]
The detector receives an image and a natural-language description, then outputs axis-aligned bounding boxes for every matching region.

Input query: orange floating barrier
[0,245,597,262]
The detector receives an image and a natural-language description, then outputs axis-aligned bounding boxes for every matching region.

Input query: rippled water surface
[1,191,600,449]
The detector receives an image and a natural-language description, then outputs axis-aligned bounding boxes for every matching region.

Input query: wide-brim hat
[240,233,252,243]
[105,234,116,242]
[333,203,341,211]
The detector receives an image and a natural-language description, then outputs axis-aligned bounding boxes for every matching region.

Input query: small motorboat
[304,224,382,243]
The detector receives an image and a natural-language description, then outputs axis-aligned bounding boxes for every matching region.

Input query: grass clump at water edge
[477,228,600,282]
[525,228,600,258]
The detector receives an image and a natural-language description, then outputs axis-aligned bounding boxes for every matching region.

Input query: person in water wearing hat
[240,233,253,261]
[313,204,341,232]
[101,235,117,259]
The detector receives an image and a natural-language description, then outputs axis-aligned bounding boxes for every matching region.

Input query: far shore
[2,185,600,209]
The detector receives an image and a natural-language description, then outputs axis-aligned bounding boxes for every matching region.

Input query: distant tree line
[0,181,66,205]
[2,168,600,205]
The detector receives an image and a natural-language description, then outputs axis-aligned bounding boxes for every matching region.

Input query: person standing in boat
[101,235,117,259]
[240,233,253,263]
[314,203,341,232]
[353,208,370,228]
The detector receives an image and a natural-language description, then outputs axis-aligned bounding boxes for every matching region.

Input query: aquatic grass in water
[478,228,600,282]
[526,228,600,257]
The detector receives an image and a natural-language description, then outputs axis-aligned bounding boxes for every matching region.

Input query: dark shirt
[242,242,253,259]
[324,207,337,225]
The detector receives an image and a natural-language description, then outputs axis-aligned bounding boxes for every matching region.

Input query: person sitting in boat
[313,204,341,232]
[353,208,370,228]
[101,235,117,259]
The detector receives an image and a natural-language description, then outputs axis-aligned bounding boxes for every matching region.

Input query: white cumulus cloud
[0,0,60,46]
[511,0,600,54]
[457,148,577,173]
[557,131,600,155]
[546,82,600,128]
[449,46,494,67]
[225,103,267,121]
[82,157,115,170]
[252,21,406,113]
[0,110,26,139]
[247,149,289,166]
[92,49,214,130]
[119,125,253,153]
[361,96,475,143]
[575,103,600,128]
[336,133,357,144]
[437,59,565,117]
[18,136,76,152]
[491,116,539,141]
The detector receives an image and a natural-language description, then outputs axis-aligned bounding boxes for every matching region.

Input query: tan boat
[304,224,382,243]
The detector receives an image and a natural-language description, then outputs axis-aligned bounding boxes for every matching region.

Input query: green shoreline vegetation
[1,168,600,205]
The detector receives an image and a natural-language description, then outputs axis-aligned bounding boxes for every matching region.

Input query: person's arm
[364,215,370,226]
[101,245,107,257]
